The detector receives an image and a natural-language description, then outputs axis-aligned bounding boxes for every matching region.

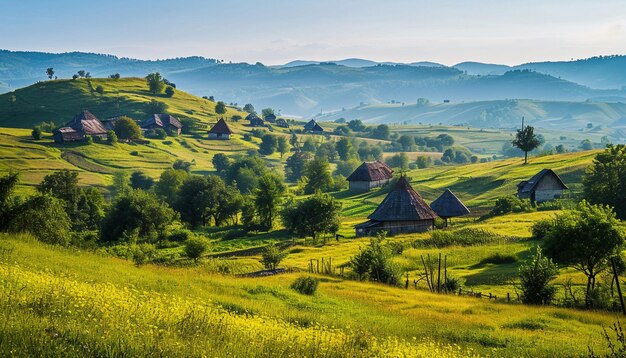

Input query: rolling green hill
[0,77,244,129]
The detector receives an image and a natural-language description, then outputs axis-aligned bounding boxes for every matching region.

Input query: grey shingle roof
[518,169,568,193]
[347,161,394,182]
[368,177,438,222]
[430,189,470,218]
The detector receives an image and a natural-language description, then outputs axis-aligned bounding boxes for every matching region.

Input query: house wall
[534,189,564,203]
[208,133,230,140]
[535,174,564,191]
[381,220,433,235]
[349,179,390,192]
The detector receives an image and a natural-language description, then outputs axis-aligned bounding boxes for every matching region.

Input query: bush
[290,276,320,295]
[106,130,118,144]
[165,86,175,97]
[481,196,533,219]
[531,219,553,240]
[350,233,400,285]
[31,126,42,140]
[130,151,139,156]
[184,237,208,262]
[414,228,507,248]
[518,247,558,305]
[166,228,194,242]
[131,243,157,266]
[478,253,518,265]
[260,244,287,270]
[243,133,252,141]
[95,85,104,94]
[444,277,462,292]
[85,135,94,145]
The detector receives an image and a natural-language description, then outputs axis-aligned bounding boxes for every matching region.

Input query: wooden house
[141,114,182,135]
[355,176,438,236]
[276,118,289,128]
[304,119,324,134]
[264,113,277,123]
[346,161,394,192]
[517,169,568,203]
[429,189,470,226]
[246,113,265,127]
[53,110,108,143]
[208,118,233,140]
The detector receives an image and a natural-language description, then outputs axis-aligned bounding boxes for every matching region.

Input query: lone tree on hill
[114,116,142,141]
[46,68,54,80]
[512,118,541,164]
[243,103,255,113]
[215,101,227,114]
[145,72,165,94]
[281,193,341,243]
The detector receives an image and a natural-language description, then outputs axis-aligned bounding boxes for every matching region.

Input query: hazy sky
[2,0,626,65]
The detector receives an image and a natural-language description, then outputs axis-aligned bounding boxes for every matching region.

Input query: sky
[2,0,626,65]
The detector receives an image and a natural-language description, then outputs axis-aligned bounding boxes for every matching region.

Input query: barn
[429,189,470,226]
[53,110,108,143]
[208,118,233,140]
[346,161,394,192]
[304,119,324,134]
[246,113,265,127]
[141,114,182,135]
[355,176,438,236]
[517,169,568,204]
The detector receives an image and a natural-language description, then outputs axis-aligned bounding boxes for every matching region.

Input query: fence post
[507,293,510,302]
[437,253,442,294]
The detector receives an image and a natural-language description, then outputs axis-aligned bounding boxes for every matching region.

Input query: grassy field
[0,234,618,357]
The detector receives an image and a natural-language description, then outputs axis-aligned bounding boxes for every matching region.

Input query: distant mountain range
[2,50,626,117]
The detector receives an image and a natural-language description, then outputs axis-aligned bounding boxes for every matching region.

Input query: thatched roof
[347,161,394,182]
[518,169,568,193]
[64,110,107,135]
[208,118,233,135]
[430,189,470,218]
[142,114,182,129]
[368,177,438,222]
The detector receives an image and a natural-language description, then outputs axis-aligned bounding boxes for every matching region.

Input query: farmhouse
[517,169,568,203]
[264,113,277,123]
[304,119,324,134]
[429,189,470,226]
[276,118,289,128]
[141,114,182,135]
[53,110,108,143]
[208,118,233,140]
[355,176,438,236]
[346,161,394,192]
[246,113,265,127]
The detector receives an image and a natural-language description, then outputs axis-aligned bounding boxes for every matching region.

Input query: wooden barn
[141,114,182,135]
[246,113,265,127]
[264,113,277,123]
[208,118,233,140]
[304,119,324,134]
[276,118,289,128]
[53,110,108,143]
[355,176,438,236]
[429,189,470,226]
[346,161,394,192]
[517,169,568,204]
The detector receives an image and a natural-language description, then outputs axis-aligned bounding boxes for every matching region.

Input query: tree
[46,67,54,80]
[243,103,255,113]
[165,86,175,97]
[335,137,354,161]
[386,153,409,170]
[398,135,414,151]
[580,139,593,151]
[285,152,311,182]
[174,175,240,228]
[583,145,626,219]
[277,136,290,159]
[371,124,390,140]
[0,172,20,231]
[347,119,366,132]
[101,190,178,243]
[350,232,400,284]
[77,70,86,78]
[512,124,541,164]
[155,169,188,204]
[415,155,433,169]
[130,171,154,190]
[145,72,165,94]
[281,193,341,243]
[304,158,333,194]
[72,74,79,80]
[9,195,71,245]
[261,243,287,270]
[334,159,360,177]
[254,173,286,230]
[518,247,559,305]
[110,73,121,79]
[106,130,118,144]
[111,171,131,198]
[215,101,227,114]
[114,116,142,140]
[184,237,208,262]
[259,134,277,155]
[95,86,104,94]
[146,100,168,115]
[212,153,231,173]
[542,201,625,307]
[31,126,42,140]
[262,108,275,117]
[231,115,243,122]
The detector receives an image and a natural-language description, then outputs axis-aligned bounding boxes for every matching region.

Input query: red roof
[208,118,233,135]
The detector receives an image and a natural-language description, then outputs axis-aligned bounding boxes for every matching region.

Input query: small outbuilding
[355,176,438,236]
[429,189,470,226]
[346,161,394,192]
[246,113,265,127]
[276,118,289,128]
[517,169,568,204]
[141,114,182,135]
[304,119,324,134]
[264,113,277,123]
[53,110,108,143]
[208,118,233,140]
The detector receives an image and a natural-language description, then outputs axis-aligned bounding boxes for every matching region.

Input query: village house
[207,118,233,140]
[517,169,568,204]
[355,176,438,236]
[276,118,289,128]
[304,119,324,134]
[346,161,394,192]
[101,116,121,131]
[141,114,182,135]
[246,113,265,127]
[429,189,470,226]
[53,110,108,143]
[264,113,277,123]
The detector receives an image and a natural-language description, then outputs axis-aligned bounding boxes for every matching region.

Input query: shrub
[31,126,42,140]
[531,219,553,240]
[260,243,287,270]
[131,243,156,266]
[350,232,400,285]
[519,247,558,305]
[290,276,320,295]
[95,85,104,94]
[165,86,175,97]
[444,276,462,292]
[166,228,193,242]
[106,130,118,144]
[243,133,252,141]
[130,151,139,156]
[481,196,533,219]
[184,237,208,262]
[85,135,94,145]
[478,253,518,265]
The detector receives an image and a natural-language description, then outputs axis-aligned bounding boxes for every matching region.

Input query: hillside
[0,77,245,129]
[316,98,626,137]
